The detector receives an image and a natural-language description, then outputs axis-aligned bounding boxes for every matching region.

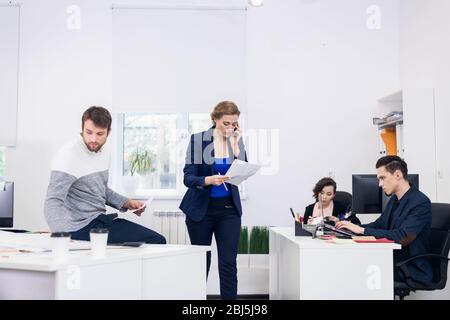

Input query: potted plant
[122,149,153,195]
[237,226,250,268]
[249,226,269,267]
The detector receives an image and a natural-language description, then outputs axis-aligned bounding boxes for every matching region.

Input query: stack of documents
[0,230,91,253]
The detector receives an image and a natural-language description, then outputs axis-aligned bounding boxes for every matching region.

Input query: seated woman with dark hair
[304,177,360,225]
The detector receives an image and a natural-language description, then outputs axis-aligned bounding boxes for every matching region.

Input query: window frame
[112,112,247,200]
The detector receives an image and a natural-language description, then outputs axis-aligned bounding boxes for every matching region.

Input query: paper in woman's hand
[225,160,261,186]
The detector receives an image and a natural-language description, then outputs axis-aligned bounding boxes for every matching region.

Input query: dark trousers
[186,197,241,300]
[71,214,166,244]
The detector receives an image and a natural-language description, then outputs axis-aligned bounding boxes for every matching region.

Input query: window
[115,113,211,198]
[0,147,5,178]
[115,113,245,198]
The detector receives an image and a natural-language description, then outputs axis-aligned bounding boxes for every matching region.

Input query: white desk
[0,244,209,300]
[269,227,401,300]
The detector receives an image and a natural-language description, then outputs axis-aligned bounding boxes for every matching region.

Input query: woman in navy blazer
[179,101,247,300]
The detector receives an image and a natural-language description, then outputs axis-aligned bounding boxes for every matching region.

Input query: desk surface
[0,244,210,272]
[270,227,401,250]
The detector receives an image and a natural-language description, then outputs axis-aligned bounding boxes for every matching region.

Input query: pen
[290,208,296,220]
[218,172,228,191]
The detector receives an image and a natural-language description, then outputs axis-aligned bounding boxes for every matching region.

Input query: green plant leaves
[129,149,154,176]
[238,226,248,254]
[238,226,269,254]
[249,226,269,254]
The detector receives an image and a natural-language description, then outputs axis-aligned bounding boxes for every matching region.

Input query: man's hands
[335,221,365,235]
[123,199,146,216]
[205,175,230,186]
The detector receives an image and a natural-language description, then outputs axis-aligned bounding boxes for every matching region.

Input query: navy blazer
[363,185,433,284]
[179,128,247,222]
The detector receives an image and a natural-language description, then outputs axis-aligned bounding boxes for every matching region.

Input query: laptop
[323,223,356,238]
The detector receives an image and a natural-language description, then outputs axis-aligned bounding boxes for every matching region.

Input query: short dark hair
[82,106,112,131]
[376,155,408,180]
[313,177,337,201]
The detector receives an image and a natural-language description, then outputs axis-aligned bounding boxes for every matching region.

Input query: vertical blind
[0,5,20,146]
[112,6,247,113]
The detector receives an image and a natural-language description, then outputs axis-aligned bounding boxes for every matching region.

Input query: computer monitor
[352,174,419,214]
[0,182,14,227]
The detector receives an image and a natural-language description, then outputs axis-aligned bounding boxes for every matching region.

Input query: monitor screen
[352,174,419,214]
[352,175,381,214]
[0,182,14,227]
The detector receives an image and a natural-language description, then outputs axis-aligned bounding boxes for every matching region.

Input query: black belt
[209,196,234,209]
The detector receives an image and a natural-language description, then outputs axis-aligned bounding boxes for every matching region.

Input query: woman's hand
[205,175,230,186]
[231,125,241,157]
[325,216,339,223]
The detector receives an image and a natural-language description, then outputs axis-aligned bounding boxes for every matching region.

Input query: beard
[84,141,104,152]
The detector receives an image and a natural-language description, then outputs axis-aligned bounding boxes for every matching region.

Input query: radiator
[152,210,190,244]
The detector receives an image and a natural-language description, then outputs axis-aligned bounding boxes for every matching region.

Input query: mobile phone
[233,124,239,136]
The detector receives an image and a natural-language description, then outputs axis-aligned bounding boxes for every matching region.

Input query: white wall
[5,0,114,230]
[399,0,450,204]
[4,0,401,231]
[243,0,400,228]
[399,0,450,300]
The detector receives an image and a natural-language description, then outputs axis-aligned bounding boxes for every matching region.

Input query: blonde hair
[210,101,240,125]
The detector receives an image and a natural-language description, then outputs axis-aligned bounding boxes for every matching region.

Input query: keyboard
[323,223,355,237]
[0,229,29,233]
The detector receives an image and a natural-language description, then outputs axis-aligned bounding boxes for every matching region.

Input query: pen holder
[295,221,312,237]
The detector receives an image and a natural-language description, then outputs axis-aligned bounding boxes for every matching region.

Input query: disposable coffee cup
[90,228,109,259]
[50,232,71,263]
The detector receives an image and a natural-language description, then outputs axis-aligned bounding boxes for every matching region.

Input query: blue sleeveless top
[211,158,232,198]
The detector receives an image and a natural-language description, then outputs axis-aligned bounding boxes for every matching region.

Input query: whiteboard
[0,5,20,146]
[112,7,247,113]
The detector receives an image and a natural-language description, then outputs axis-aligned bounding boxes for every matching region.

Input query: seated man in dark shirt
[336,156,433,285]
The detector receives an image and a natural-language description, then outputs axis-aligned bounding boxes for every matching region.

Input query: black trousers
[71,214,166,244]
[186,197,241,300]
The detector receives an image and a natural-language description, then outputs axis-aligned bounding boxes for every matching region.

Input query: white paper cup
[90,228,109,259]
[51,232,71,263]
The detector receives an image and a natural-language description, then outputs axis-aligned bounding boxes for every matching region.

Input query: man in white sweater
[44,106,166,244]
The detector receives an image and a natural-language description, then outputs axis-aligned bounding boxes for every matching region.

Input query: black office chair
[394,202,450,300]
[334,191,353,212]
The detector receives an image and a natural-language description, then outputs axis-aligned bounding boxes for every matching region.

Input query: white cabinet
[375,88,448,202]
[434,89,450,203]
[402,88,438,201]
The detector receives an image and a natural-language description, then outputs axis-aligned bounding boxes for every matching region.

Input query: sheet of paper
[332,238,356,245]
[309,217,323,225]
[134,197,154,212]
[351,236,376,241]
[225,160,261,186]
[0,231,91,252]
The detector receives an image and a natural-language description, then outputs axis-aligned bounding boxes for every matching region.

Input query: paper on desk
[331,239,356,245]
[225,160,261,186]
[0,231,91,252]
[309,217,323,225]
